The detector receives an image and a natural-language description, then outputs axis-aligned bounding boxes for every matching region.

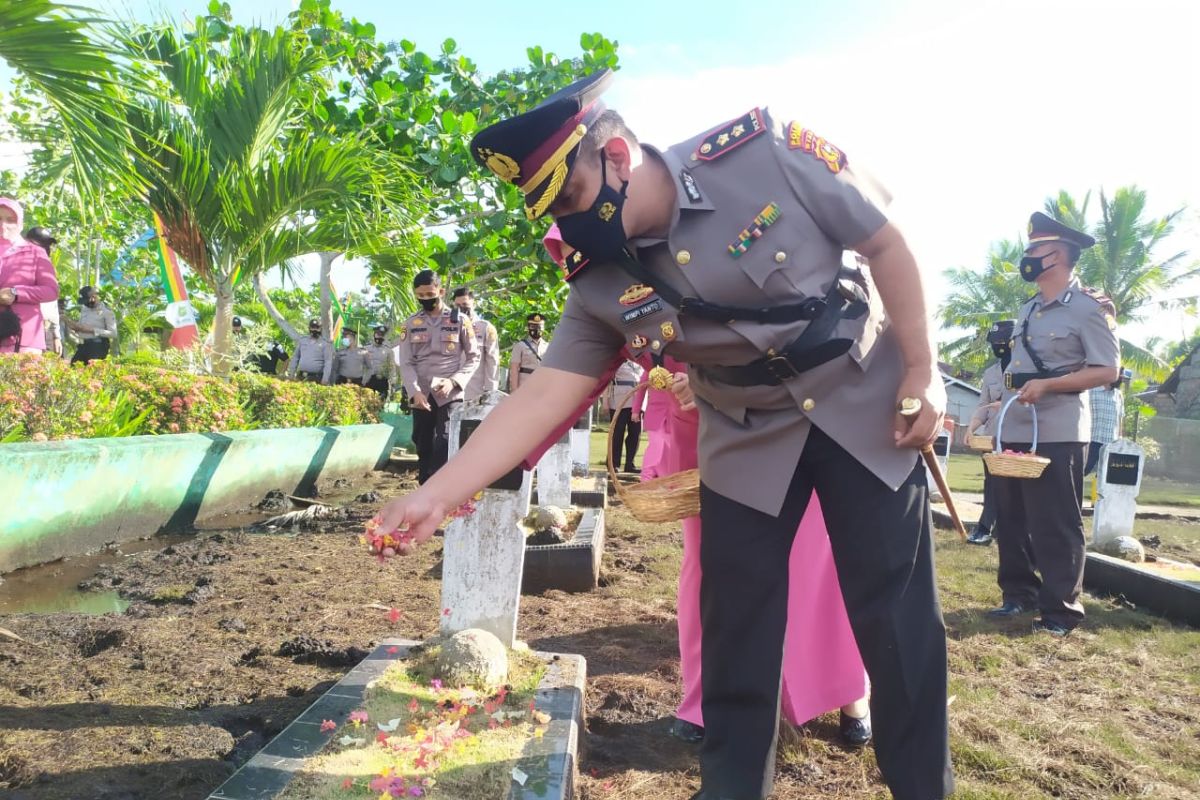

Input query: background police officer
[68,286,117,364]
[987,213,1120,635]
[396,270,481,483]
[453,287,499,401]
[375,70,953,800]
[288,318,334,384]
[333,328,367,385]
[363,324,395,398]
[966,319,1014,545]
[508,313,547,391]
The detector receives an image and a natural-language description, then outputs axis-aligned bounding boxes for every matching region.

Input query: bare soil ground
[1,468,1198,800]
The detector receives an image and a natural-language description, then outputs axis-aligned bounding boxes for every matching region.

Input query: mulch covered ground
[1,467,1198,799]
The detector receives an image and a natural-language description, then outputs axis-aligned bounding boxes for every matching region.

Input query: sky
[3,0,1199,347]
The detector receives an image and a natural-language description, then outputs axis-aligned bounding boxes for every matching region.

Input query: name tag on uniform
[622,299,663,324]
[442,325,458,332]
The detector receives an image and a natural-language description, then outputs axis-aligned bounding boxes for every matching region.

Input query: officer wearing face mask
[363,325,396,398]
[965,320,1014,545]
[69,286,117,364]
[987,212,1120,636]
[453,287,499,402]
[396,270,481,483]
[288,318,334,384]
[333,328,368,385]
[508,313,548,392]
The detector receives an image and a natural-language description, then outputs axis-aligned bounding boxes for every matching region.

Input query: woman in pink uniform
[0,197,59,353]
[542,226,871,746]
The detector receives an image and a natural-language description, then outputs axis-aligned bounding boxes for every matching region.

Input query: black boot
[669,717,704,744]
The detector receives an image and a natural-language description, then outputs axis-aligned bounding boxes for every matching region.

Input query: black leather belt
[519,367,535,374]
[615,380,636,386]
[699,282,867,387]
[83,337,106,344]
[1005,370,1072,390]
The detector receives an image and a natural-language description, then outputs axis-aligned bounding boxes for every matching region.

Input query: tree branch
[253,271,301,341]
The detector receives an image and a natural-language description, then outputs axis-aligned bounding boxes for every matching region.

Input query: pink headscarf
[542,223,567,268]
[0,197,24,231]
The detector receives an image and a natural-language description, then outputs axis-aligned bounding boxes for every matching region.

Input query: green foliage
[0,354,380,442]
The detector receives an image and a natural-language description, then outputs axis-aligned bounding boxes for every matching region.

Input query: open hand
[371,488,448,554]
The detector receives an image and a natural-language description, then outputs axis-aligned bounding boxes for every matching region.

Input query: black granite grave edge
[205,639,587,800]
[1083,552,1200,627]
[523,507,606,594]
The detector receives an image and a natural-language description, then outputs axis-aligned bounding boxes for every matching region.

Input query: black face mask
[555,154,629,263]
[527,327,542,340]
[309,328,321,337]
[83,298,98,308]
[418,297,439,313]
[374,337,385,345]
[1019,253,1055,282]
[991,343,1010,360]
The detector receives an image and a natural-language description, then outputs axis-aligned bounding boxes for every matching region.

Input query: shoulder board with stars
[694,108,767,162]
[563,249,591,281]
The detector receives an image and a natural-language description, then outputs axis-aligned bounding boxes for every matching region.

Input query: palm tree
[121,23,415,372]
[938,239,1032,375]
[0,1,143,196]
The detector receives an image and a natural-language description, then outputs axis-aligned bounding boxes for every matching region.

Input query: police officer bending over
[373,71,954,800]
[396,270,481,484]
[987,213,1120,636]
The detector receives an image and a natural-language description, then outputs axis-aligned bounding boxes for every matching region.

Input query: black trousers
[610,407,642,470]
[994,441,1087,627]
[336,375,363,386]
[365,375,389,399]
[1084,441,1104,476]
[978,469,998,533]
[70,338,109,364]
[699,426,953,800]
[411,397,459,484]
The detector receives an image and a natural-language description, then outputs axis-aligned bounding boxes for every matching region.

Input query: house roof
[942,371,981,396]
[1159,342,1200,394]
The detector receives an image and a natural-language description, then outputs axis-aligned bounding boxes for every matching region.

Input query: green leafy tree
[937,239,1031,376]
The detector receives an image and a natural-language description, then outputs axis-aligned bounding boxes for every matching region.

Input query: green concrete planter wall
[0,424,397,573]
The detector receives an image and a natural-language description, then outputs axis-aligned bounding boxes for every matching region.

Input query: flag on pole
[329,278,346,344]
[151,211,199,348]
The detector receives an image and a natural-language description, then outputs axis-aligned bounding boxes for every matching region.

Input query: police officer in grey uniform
[507,313,548,392]
[373,70,953,800]
[363,325,395,398]
[987,213,1120,635]
[69,286,117,364]
[396,270,481,483]
[453,287,499,401]
[965,320,1014,545]
[288,318,334,384]
[334,328,368,385]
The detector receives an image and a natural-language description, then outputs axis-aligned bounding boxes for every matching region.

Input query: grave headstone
[1093,438,1145,548]
[441,392,530,647]
[570,407,593,476]
[536,428,573,509]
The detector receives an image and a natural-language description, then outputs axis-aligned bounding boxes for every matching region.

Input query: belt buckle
[765,349,799,382]
[1004,373,1013,390]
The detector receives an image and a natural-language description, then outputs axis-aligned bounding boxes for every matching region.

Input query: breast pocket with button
[441,331,459,354]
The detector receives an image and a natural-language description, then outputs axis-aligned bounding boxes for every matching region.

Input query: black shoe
[986,601,1030,618]
[839,710,872,746]
[623,465,641,474]
[966,527,993,545]
[1032,618,1072,637]
[689,793,741,800]
[669,718,705,744]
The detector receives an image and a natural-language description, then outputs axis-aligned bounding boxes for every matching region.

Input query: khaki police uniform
[70,302,117,364]
[606,360,644,472]
[465,316,499,401]
[288,335,334,384]
[508,336,546,391]
[334,342,368,384]
[363,341,395,397]
[396,306,481,483]
[995,276,1119,628]
[537,111,950,799]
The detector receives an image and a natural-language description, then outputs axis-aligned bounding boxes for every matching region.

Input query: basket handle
[607,381,649,482]
[994,395,1038,453]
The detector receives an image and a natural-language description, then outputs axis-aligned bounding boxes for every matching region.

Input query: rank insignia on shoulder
[563,249,590,281]
[728,203,782,258]
[631,334,648,350]
[619,284,656,306]
[786,122,848,174]
[1105,313,1117,330]
[696,108,766,162]
[680,169,703,203]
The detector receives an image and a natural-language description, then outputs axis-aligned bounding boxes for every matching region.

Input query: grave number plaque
[459,419,523,491]
[1106,452,1141,487]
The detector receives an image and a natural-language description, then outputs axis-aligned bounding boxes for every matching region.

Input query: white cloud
[608,0,1200,347]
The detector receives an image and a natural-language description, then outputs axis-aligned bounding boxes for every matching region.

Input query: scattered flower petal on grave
[512,767,529,786]
[386,645,400,654]
[388,608,402,624]
[320,719,337,733]
[378,718,401,732]
[532,710,551,725]
[533,727,546,739]
[341,777,354,789]
[603,780,615,791]
[430,679,443,691]
[338,735,366,746]
[408,698,419,713]
[349,710,369,725]
[442,608,451,616]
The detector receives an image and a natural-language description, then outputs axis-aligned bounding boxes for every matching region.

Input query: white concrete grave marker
[924,424,952,501]
[1092,438,1145,548]
[441,391,530,647]
[536,428,573,508]
[570,407,593,476]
